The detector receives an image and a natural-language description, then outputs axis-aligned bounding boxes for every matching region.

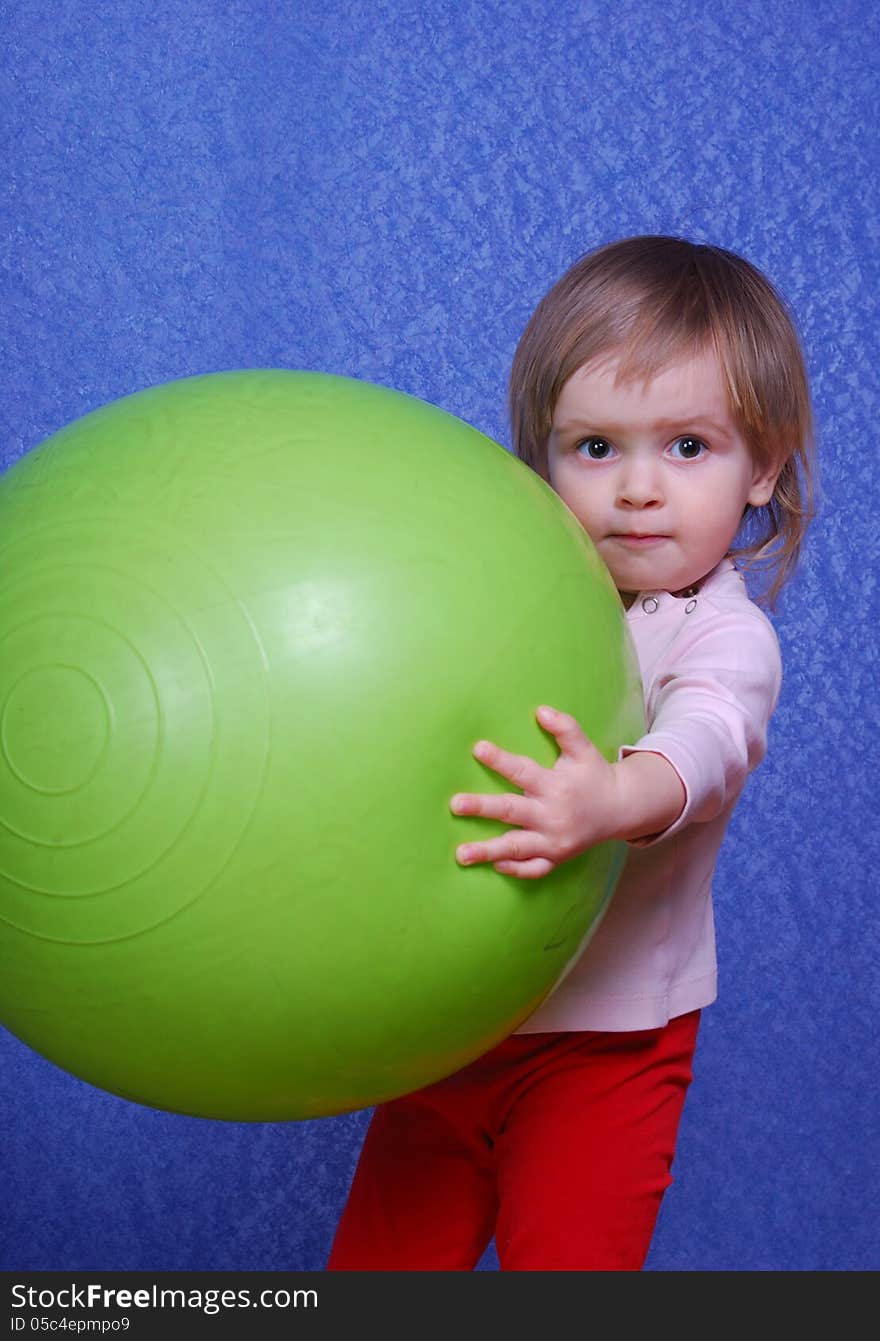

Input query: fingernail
[457,847,473,865]
[450,795,464,813]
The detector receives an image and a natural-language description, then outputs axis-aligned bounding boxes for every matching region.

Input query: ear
[747,457,783,508]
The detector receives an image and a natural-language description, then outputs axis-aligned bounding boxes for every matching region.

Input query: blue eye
[669,436,707,461]
[577,437,616,461]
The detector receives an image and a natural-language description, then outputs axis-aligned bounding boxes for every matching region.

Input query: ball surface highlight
[0,371,644,1119]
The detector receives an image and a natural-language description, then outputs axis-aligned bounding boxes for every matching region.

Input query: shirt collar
[624,557,737,620]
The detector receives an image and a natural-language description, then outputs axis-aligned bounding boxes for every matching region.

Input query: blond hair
[509,235,815,606]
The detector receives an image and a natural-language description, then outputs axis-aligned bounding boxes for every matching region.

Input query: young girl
[327,235,815,1271]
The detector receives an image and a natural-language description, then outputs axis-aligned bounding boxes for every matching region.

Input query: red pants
[327,1009,700,1271]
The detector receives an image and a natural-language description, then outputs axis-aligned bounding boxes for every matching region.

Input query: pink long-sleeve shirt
[517,557,782,1034]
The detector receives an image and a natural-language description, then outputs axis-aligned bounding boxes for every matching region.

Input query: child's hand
[450,705,624,880]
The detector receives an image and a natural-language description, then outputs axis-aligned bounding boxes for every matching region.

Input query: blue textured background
[2,0,877,1272]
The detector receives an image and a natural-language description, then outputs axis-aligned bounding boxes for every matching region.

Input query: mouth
[609,533,670,548]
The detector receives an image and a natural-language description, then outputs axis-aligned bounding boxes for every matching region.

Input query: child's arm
[451,705,686,880]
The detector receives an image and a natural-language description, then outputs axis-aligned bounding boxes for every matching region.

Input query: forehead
[553,348,733,428]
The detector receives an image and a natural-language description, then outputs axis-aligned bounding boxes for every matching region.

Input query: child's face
[546,347,780,606]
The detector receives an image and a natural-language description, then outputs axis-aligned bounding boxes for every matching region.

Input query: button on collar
[641,596,659,614]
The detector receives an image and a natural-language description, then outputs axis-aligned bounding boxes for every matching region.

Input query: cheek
[551,466,574,499]
[546,455,565,492]
[686,491,749,553]
[550,461,596,511]
[556,481,602,531]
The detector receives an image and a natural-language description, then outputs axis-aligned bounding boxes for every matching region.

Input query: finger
[536,705,595,759]
[472,738,544,790]
[493,857,556,880]
[456,830,546,867]
[449,791,534,826]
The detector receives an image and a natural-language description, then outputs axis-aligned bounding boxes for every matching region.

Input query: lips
[610,533,669,546]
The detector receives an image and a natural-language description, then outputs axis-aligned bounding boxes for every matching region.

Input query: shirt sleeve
[617,608,783,848]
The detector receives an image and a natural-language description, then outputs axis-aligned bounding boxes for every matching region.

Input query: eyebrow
[552,415,734,439]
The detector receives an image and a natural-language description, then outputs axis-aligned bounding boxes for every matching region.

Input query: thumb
[536,705,595,759]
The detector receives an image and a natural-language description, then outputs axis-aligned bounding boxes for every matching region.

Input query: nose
[616,458,663,509]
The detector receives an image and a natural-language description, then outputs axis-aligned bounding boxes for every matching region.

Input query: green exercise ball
[0,370,644,1121]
